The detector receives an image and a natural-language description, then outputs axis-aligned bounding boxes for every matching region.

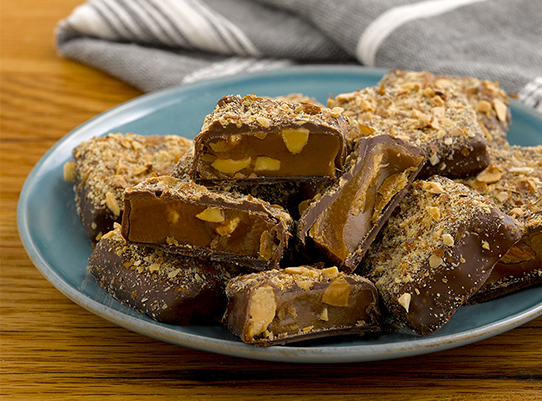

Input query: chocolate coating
[329,70,490,179]
[468,228,542,303]
[459,145,542,302]
[87,225,241,325]
[223,266,380,345]
[190,94,348,184]
[121,176,293,271]
[361,176,522,335]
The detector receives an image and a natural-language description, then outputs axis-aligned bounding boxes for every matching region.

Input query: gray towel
[56,0,542,112]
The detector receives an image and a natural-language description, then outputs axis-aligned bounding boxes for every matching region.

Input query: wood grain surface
[1,1,541,400]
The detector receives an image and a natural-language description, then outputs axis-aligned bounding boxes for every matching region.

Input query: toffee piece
[361,176,521,335]
[223,266,380,345]
[297,134,425,272]
[329,70,490,178]
[381,70,512,148]
[121,176,294,270]
[460,145,542,302]
[87,225,241,325]
[64,133,192,244]
[189,94,348,184]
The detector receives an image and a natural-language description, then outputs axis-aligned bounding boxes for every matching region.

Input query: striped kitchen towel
[56,0,542,111]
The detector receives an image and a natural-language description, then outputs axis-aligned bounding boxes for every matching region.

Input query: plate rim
[17,65,542,363]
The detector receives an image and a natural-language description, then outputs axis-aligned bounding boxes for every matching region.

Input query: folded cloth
[56,0,542,112]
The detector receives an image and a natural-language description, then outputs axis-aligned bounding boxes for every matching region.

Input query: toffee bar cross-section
[297,134,425,273]
[223,266,380,346]
[121,176,293,271]
[173,146,329,219]
[189,94,348,184]
[361,176,522,336]
[87,225,242,325]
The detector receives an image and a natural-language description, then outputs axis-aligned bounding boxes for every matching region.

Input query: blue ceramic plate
[18,66,542,363]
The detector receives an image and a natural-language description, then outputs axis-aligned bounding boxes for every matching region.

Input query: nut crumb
[105,192,121,216]
[398,293,411,313]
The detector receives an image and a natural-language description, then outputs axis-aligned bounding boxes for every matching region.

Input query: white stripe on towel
[356,0,488,66]
[519,77,542,113]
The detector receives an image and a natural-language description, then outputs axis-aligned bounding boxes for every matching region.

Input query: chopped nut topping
[442,233,455,246]
[427,206,441,222]
[492,98,508,122]
[477,100,492,113]
[296,280,313,291]
[476,165,505,183]
[148,263,160,273]
[63,161,77,182]
[256,116,271,128]
[422,181,445,194]
[321,266,340,280]
[105,192,121,216]
[398,293,411,313]
[429,254,443,268]
[495,191,510,203]
[167,268,181,278]
[358,123,376,135]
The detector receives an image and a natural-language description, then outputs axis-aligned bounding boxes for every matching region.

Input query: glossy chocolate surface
[223,266,380,345]
[459,144,542,302]
[329,70,490,179]
[297,134,425,272]
[121,176,293,270]
[468,228,542,303]
[361,176,522,335]
[87,226,241,325]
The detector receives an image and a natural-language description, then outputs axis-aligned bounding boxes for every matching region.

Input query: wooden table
[2,1,541,399]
